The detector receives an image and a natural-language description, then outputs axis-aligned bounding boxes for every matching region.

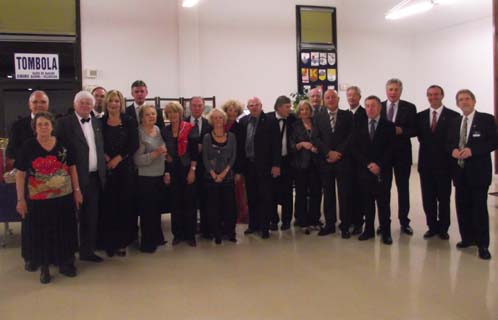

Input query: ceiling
[337,0,492,35]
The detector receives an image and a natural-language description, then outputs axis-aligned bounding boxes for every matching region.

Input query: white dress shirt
[350,105,360,115]
[275,112,288,156]
[460,110,475,142]
[75,112,98,172]
[190,116,203,133]
[429,106,444,127]
[134,102,146,119]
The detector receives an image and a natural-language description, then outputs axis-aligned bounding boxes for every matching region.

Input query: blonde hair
[138,104,157,124]
[164,101,184,120]
[296,100,312,119]
[221,99,243,117]
[207,108,228,126]
[103,90,125,113]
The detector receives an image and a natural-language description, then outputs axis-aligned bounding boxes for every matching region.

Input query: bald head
[323,89,340,112]
[28,90,49,115]
[247,97,262,117]
[308,88,322,107]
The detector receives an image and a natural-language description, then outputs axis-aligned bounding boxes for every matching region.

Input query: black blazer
[238,112,281,174]
[161,123,199,170]
[289,120,319,169]
[6,116,33,161]
[351,106,367,128]
[125,103,165,129]
[381,100,417,164]
[311,108,353,167]
[101,113,139,165]
[56,113,106,189]
[417,107,459,173]
[447,111,497,188]
[266,111,297,157]
[351,117,395,184]
[184,116,211,176]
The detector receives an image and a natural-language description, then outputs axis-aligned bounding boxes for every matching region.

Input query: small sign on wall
[14,53,59,80]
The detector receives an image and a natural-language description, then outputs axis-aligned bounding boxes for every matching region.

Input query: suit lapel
[466,112,479,145]
[71,114,88,146]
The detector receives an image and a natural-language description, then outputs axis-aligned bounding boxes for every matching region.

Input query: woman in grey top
[133,105,167,253]
[202,108,237,244]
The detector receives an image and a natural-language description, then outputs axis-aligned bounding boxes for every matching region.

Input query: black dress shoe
[261,230,270,239]
[80,254,104,263]
[382,235,393,245]
[214,237,222,245]
[172,238,182,246]
[228,236,237,243]
[281,223,291,231]
[401,225,413,235]
[456,241,476,249]
[304,228,311,235]
[376,226,382,235]
[188,240,197,247]
[423,230,437,239]
[341,230,351,239]
[358,233,374,241]
[269,223,278,231]
[244,228,255,235]
[438,232,450,240]
[105,249,115,257]
[24,261,38,272]
[59,264,77,277]
[140,246,157,253]
[318,225,335,236]
[478,248,492,260]
[40,266,51,284]
[351,226,363,235]
[116,249,127,257]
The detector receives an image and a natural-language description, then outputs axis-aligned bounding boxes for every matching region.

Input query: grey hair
[29,90,49,103]
[347,86,362,97]
[386,78,403,92]
[74,90,95,106]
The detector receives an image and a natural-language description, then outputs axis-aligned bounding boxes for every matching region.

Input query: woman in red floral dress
[15,112,82,284]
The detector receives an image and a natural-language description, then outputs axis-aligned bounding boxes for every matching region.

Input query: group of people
[6,78,496,285]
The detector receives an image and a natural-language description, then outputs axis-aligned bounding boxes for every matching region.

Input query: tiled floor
[0,171,497,320]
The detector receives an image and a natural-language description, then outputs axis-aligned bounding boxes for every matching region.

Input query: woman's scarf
[177,120,193,157]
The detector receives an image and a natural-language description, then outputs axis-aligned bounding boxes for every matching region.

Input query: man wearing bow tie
[56,91,106,263]
[448,89,496,260]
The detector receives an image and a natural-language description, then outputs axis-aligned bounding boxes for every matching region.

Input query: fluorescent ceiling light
[385,0,434,20]
[182,0,200,8]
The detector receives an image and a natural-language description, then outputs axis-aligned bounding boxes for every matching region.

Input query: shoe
[351,225,363,235]
[59,264,77,277]
[376,226,382,235]
[228,236,237,243]
[24,261,38,272]
[80,254,103,263]
[172,238,182,246]
[341,230,351,239]
[304,228,311,235]
[318,225,335,236]
[358,233,374,241]
[214,237,222,245]
[158,240,168,246]
[281,223,291,231]
[244,228,255,235]
[40,266,51,284]
[188,240,197,247]
[269,223,278,231]
[438,232,450,240]
[423,230,437,239]
[401,225,414,235]
[382,235,393,245]
[478,248,492,260]
[105,249,115,257]
[140,246,157,253]
[456,241,476,249]
[261,230,270,239]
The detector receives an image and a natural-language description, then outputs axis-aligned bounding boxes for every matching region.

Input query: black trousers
[206,180,237,239]
[271,156,294,225]
[362,178,391,237]
[350,160,366,228]
[137,176,165,250]
[194,167,209,236]
[170,167,196,241]
[385,159,411,227]
[294,165,322,227]
[419,170,451,233]
[79,172,101,257]
[245,161,273,232]
[321,163,351,231]
[455,175,490,248]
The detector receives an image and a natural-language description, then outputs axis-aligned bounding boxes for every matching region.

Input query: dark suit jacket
[101,113,139,163]
[56,113,106,189]
[289,120,319,169]
[161,123,199,170]
[125,103,165,129]
[311,108,353,168]
[351,106,367,128]
[447,111,497,188]
[6,116,33,161]
[184,116,211,178]
[381,100,417,165]
[417,107,460,174]
[228,121,244,174]
[238,112,281,174]
[266,111,297,157]
[351,117,395,184]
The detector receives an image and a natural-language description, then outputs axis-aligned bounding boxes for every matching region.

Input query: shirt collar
[369,115,381,122]
[350,105,360,114]
[134,102,145,110]
[430,105,444,115]
[75,111,91,123]
[463,110,476,122]
[275,112,286,120]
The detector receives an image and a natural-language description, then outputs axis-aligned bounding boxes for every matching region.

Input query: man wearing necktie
[351,95,395,245]
[448,89,496,260]
[56,91,106,263]
[380,78,417,236]
[312,89,353,238]
[266,96,296,231]
[416,85,459,240]
[308,88,324,117]
[125,80,165,128]
[187,96,212,238]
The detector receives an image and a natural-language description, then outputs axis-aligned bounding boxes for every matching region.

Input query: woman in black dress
[99,90,139,257]
[162,101,198,247]
[15,112,82,284]
[289,100,322,234]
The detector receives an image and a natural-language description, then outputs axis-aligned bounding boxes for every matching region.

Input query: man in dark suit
[351,95,395,245]
[417,85,459,240]
[309,88,325,117]
[448,89,496,260]
[91,86,106,118]
[186,96,212,238]
[346,86,367,235]
[6,90,49,272]
[56,91,106,262]
[312,89,353,238]
[267,95,296,230]
[381,78,417,235]
[239,97,281,239]
[125,80,164,128]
